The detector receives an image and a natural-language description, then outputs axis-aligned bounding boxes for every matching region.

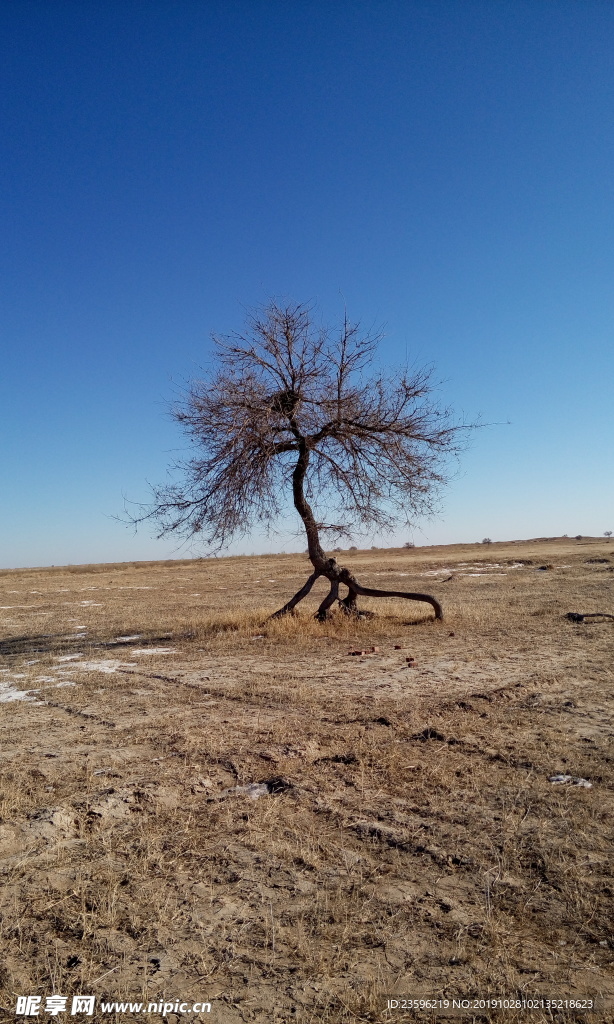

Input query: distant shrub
[403,541,415,549]
[371,545,379,550]
[349,546,358,551]
[333,546,343,552]
[605,531,612,539]
[575,535,583,540]
[482,538,492,545]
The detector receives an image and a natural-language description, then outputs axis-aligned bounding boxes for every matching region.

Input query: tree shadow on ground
[0,633,180,658]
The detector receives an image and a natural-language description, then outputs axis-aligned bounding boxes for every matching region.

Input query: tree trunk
[269,448,443,622]
[291,440,327,570]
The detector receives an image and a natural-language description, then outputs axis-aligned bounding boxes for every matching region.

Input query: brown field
[0,537,612,1023]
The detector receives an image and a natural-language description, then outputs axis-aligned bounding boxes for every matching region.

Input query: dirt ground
[0,538,612,1023]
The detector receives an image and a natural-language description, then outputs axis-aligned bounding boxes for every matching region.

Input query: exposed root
[270,561,443,622]
[339,569,443,620]
[315,580,339,621]
[269,571,320,620]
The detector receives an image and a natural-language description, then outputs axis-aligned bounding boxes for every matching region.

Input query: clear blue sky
[1,1,613,568]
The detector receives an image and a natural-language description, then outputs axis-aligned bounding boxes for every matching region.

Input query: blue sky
[1,0,613,568]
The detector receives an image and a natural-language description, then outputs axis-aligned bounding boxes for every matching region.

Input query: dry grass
[0,538,613,1022]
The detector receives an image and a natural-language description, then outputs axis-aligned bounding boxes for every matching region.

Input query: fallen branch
[565,612,614,623]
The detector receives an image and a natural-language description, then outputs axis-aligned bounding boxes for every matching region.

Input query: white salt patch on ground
[450,563,512,572]
[115,635,141,642]
[77,660,126,674]
[549,774,592,788]
[55,681,76,688]
[78,601,102,606]
[131,648,176,655]
[0,681,40,704]
[55,654,83,662]
[456,566,509,576]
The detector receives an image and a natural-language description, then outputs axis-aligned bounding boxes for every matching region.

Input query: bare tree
[132,301,470,621]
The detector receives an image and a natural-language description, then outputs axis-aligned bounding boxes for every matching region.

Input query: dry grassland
[0,538,612,1023]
